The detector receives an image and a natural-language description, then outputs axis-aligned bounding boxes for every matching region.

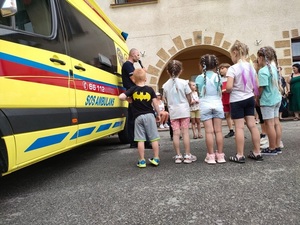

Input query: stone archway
[274,28,299,76]
[146,31,235,91]
[146,28,300,91]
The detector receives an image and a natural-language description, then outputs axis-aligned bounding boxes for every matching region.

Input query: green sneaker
[148,158,160,166]
[137,159,146,168]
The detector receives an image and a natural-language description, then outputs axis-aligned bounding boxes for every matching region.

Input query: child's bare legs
[172,128,181,155]
[171,118,191,156]
[190,117,197,138]
[225,112,233,130]
[233,118,245,157]
[245,116,260,154]
[213,118,223,153]
[260,123,267,135]
[181,127,191,154]
[279,112,283,120]
[264,118,276,150]
[274,117,282,148]
[159,112,167,126]
[151,140,159,158]
[137,141,145,159]
[195,118,202,137]
[203,119,214,154]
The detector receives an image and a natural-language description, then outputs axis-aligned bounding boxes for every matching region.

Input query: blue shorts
[200,99,224,121]
[134,113,160,142]
[230,96,255,119]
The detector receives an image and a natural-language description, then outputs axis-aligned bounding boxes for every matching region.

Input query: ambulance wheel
[118,120,129,144]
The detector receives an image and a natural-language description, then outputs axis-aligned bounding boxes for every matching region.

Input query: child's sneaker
[137,159,146,168]
[174,154,183,164]
[190,154,197,162]
[204,153,216,164]
[280,141,284,149]
[164,123,169,128]
[215,152,226,163]
[183,153,197,163]
[275,147,282,154]
[159,124,164,129]
[148,157,160,166]
[260,142,269,149]
[261,148,278,156]
[260,136,268,145]
[183,154,192,164]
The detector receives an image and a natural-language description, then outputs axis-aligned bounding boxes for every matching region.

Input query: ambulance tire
[118,118,129,144]
[0,136,8,175]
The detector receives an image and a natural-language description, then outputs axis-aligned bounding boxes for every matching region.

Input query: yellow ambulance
[0,0,129,176]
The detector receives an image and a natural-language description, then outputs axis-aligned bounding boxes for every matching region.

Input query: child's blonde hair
[188,81,197,91]
[132,68,146,82]
[230,41,249,58]
[189,81,195,87]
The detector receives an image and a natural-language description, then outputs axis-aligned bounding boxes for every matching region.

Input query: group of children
[119,41,283,168]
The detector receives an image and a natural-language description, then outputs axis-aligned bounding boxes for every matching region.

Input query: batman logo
[133,92,151,101]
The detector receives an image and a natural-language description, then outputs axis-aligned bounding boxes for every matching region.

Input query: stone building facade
[97,0,300,91]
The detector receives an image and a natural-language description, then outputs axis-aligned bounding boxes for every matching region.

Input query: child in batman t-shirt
[119,68,161,168]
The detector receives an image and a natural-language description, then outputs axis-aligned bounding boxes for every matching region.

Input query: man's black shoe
[145,143,152,149]
[129,143,137,148]
[224,131,235,138]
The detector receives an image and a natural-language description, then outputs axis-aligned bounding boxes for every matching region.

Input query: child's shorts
[230,96,255,119]
[134,113,160,142]
[261,102,280,120]
[223,104,230,113]
[190,110,200,119]
[171,117,190,130]
[200,100,224,121]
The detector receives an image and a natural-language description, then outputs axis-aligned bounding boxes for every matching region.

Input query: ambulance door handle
[74,65,86,71]
[50,58,66,65]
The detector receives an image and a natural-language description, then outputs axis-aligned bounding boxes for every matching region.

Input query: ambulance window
[0,16,11,27]
[60,1,117,74]
[15,0,52,36]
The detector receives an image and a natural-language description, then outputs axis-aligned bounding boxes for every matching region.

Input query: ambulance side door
[59,1,124,144]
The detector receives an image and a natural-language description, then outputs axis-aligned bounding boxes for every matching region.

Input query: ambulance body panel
[0,0,129,175]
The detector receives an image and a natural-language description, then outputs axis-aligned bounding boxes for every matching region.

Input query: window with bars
[292,37,300,64]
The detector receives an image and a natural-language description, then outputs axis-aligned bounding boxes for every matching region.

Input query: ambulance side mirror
[98,54,112,68]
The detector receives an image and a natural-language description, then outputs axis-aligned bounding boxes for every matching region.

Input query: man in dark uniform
[122,48,152,148]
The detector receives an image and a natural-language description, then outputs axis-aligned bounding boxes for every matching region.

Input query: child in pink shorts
[162,60,197,164]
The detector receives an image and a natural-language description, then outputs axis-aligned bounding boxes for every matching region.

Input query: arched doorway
[157,45,232,91]
[146,28,299,91]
